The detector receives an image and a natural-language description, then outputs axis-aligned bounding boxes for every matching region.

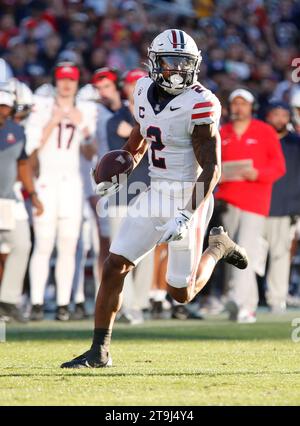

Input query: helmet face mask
[0,78,33,120]
[13,79,33,120]
[155,54,198,94]
[148,29,201,95]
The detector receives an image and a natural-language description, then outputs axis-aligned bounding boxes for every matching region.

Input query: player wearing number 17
[61,30,249,368]
[26,62,97,321]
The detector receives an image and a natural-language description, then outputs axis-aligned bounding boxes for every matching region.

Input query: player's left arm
[121,78,148,168]
[184,123,221,213]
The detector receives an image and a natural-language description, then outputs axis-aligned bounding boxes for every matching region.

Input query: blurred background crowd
[0,0,300,324]
[1,0,300,114]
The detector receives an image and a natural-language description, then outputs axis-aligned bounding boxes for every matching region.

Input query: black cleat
[151,300,163,319]
[225,300,239,321]
[55,305,70,321]
[171,305,189,320]
[70,303,89,321]
[209,226,248,270]
[30,304,44,321]
[187,310,204,320]
[60,348,112,369]
[0,302,28,323]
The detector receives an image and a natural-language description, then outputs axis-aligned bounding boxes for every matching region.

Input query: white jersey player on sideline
[70,75,121,320]
[61,29,249,368]
[27,62,97,321]
[70,83,103,320]
[89,68,124,285]
[0,58,13,83]
[34,83,56,98]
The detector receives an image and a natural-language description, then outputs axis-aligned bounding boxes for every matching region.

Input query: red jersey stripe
[192,111,214,119]
[193,102,213,109]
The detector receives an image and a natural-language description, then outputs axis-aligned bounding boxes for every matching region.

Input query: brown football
[93,150,134,185]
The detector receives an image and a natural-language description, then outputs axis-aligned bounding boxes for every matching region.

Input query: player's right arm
[121,77,149,169]
[16,132,43,216]
[90,123,147,197]
[122,123,148,169]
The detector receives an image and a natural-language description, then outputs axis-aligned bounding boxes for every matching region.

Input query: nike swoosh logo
[170,106,181,111]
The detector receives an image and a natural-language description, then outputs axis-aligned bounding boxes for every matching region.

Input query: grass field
[0,312,300,406]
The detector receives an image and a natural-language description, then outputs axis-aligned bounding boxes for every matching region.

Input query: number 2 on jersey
[57,123,75,149]
[147,126,166,169]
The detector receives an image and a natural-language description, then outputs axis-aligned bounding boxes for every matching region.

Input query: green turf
[0,312,300,406]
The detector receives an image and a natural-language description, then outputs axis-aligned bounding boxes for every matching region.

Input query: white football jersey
[133,77,221,183]
[26,95,97,178]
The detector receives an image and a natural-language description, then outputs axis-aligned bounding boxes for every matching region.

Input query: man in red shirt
[216,89,286,323]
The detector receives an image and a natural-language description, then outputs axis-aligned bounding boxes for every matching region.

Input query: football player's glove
[156,209,192,244]
[90,168,120,198]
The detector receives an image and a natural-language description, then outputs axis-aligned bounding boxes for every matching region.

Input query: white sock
[30,237,54,305]
[56,236,77,306]
[152,289,167,302]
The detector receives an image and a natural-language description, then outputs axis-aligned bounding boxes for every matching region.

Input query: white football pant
[110,183,214,289]
[30,176,83,306]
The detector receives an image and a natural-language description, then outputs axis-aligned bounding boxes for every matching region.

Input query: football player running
[61,29,248,368]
